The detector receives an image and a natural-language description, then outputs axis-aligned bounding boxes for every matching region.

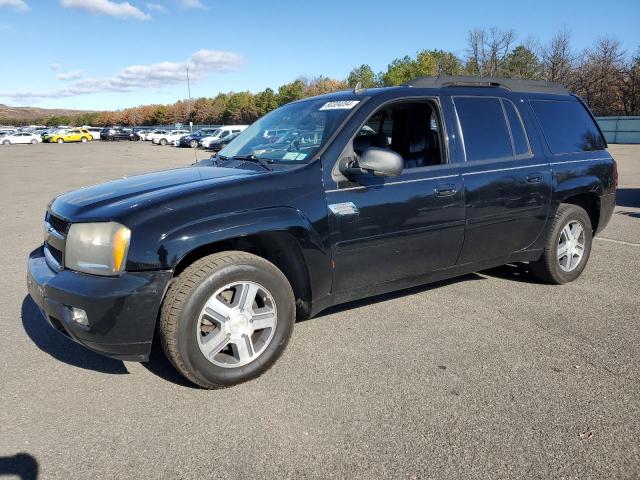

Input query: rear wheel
[160,138,168,146]
[159,251,295,388]
[3,140,10,145]
[190,140,198,148]
[57,138,64,144]
[529,204,593,284]
[81,137,88,143]
[31,139,37,144]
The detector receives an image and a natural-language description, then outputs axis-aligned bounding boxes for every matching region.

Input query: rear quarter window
[530,100,605,154]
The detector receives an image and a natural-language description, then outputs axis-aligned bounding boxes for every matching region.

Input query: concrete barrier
[597,116,640,144]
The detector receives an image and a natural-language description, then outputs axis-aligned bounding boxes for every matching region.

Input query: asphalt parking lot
[0,141,638,479]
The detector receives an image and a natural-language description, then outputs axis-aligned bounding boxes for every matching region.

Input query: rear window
[454,97,513,161]
[530,100,605,154]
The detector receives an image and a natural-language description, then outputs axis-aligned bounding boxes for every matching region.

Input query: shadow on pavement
[481,263,545,284]
[616,188,640,208]
[0,453,38,480]
[141,339,202,389]
[314,272,486,319]
[21,296,128,375]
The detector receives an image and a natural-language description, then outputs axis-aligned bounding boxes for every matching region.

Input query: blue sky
[0,0,638,110]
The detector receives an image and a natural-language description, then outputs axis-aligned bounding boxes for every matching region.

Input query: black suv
[178,128,221,148]
[100,127,134,141]
[27,77,617,388]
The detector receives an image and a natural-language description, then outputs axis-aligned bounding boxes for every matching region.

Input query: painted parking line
[595,237,640,247]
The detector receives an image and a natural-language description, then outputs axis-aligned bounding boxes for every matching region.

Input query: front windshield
[219,98,360,163]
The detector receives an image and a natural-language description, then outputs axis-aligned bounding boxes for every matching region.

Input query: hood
[50,165,260,222]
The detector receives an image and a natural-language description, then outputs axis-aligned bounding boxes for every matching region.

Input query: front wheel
[529,204,593,284]
[57,138,64,144]
[159,251,295,388]
[159,138,168,146]
[81,137,88,143]
[2,140,10,145]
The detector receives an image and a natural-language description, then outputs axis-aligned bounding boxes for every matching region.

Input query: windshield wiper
[232,154,273,171]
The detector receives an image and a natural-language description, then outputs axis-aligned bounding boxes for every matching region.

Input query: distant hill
[0,104,97,124]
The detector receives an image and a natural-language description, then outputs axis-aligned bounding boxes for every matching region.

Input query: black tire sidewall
[547,206,593,283]
[175,261,294,387]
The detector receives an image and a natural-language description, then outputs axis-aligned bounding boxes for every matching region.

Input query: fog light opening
[71,307,89,327]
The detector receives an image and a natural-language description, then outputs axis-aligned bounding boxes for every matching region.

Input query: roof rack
[403,76,569,95]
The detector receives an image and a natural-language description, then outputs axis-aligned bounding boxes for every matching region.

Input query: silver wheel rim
[557,220,586,272]
[196,281,277,368]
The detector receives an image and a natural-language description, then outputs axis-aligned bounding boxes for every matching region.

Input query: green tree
[277,80,305,105]
[347,64,378,88]
[428,49,463,75]
[503,45,542,79]
[381,51,438,86]
[254,88,279,116]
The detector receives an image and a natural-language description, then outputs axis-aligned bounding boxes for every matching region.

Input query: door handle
[435,184,457,197]
[526,173,544,184]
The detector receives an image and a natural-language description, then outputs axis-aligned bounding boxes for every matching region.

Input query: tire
[529,203,593,284]
[159,138,168,146]
[3,140,10,145]
[159,251,295,388]
[31,139,38,144]
[57,138,64,144]
[190,140,198,148]
[81,137,88,143]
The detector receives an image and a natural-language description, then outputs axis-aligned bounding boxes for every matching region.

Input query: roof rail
[403,76,569,94]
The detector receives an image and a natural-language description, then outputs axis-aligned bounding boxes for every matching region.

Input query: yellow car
[46,128,92,144]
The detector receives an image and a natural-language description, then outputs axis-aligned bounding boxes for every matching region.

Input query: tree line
[4,27,639,127]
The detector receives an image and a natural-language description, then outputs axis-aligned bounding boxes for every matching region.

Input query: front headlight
[65,222,131,276]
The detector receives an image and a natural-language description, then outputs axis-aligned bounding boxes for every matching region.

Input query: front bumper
[27,245,172,361]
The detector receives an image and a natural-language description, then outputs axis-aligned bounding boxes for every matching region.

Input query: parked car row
[0,124,251,150]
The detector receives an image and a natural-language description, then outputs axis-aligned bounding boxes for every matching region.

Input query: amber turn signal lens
[112,227,131,272]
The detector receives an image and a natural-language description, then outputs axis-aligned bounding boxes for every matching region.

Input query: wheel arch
[162,208,329,320]
[554,176,603,233]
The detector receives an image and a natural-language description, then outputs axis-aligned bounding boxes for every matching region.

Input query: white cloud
[0,0,29,11]
[60,0,151,20]
[178,0,206,10]
[145,2,166,12]
[57,70,85,81]
[50,62,61,71]
[1,49,243,101]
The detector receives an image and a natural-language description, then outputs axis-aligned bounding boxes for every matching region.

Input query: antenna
[186,66,199,165]
[353,81,365,94]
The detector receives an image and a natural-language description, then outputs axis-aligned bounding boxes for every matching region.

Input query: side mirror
[358,147,403,177]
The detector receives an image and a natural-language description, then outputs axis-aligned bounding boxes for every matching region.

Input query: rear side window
[454,97,512,161]
[531,100,605,154]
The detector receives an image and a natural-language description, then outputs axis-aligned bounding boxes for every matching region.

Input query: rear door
[453,95,551,263]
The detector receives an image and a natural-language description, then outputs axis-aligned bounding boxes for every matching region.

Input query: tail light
[613,159,618,189]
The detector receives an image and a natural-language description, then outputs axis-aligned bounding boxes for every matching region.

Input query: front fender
[163,206,326,269]
[129,206,332,311]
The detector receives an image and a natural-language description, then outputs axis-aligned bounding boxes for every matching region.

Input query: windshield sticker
[283,152,299,160]
[319,100,360,111]
[296,153,307,160]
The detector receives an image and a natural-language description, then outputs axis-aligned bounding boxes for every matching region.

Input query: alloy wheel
[557,220,586,272]
[196,281,277,368]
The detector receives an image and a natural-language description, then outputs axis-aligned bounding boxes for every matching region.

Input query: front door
[327,98,465,294]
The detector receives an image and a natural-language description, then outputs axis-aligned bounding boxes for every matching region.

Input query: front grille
[45,212,69,235]
[44,211,68,271]
[46,244,63,264]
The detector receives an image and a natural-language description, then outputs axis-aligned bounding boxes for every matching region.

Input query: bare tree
[541,28,575,85]
[619,52,640,115]
[573,37,626,115]
[466,27,516,76]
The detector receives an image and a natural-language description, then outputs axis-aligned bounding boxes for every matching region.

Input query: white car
[200,125,248,148]
[85,127,102,140]
[146,129,170,142]
[1,132,42,145]
[153,129,190,146]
